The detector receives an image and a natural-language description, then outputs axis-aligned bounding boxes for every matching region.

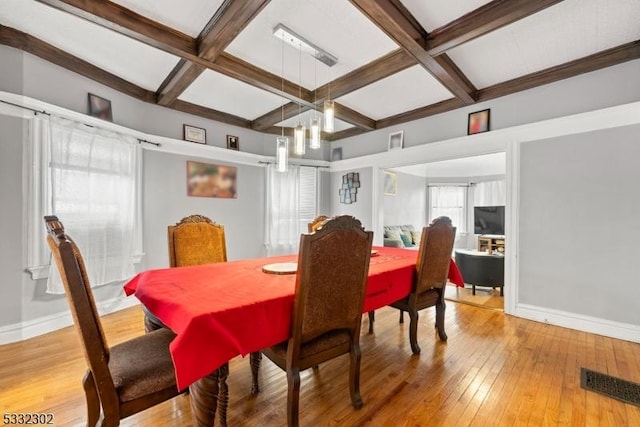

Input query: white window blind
[428,185,467,233]
[264,165,318,256]
[298,166,318,231]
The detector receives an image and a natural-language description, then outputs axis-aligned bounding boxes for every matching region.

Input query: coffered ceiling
[1,0,639,142]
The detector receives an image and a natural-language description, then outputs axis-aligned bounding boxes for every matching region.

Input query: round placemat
[262,262,298,275]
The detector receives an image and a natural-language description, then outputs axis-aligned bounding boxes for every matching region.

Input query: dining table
[124,246,464,426]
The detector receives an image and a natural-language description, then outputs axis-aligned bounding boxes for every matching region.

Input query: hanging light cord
[281,36,285,137]
[298,42,302,119]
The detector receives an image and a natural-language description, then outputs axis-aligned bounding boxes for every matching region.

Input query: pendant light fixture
[294,42,306,156]
[309,57,321,149]
[323,65,335,133]
[276,33,288,172]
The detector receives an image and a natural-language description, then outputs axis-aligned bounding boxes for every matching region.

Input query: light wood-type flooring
[444,284,504,311]
[1,303,639,426]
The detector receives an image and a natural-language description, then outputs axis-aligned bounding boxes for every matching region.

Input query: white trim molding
[0,91,330,169]
[0,296,140,345]
[515,303,640,344]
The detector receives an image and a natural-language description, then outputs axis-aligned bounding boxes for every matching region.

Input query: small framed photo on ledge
[183,124,206,144]
[226,135,239,150]
[388,130,403,151]
[87,93,113,122]
[468,109,490,135]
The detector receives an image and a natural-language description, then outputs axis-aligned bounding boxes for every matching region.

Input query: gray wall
[0,45,23,93]
[330,167,373,230]
[333,59,640,159]
[0,115,25,325]
[143,150,266,269]
[518,125,640,325]
[383,171,427,228]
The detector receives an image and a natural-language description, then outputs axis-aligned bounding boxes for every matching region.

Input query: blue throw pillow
[399,232,413,247]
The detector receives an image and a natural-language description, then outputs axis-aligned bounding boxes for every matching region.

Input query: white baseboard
[0,297,140,345]
[514,303,640,343]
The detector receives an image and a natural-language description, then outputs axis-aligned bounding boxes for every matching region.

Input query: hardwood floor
[444,284,504,311]
[1,303,639,426]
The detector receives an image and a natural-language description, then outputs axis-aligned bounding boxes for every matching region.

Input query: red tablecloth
[124,246,463,389]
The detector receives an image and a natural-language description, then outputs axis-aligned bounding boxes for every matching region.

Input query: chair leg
[286,368,301,427]
[367,311,375,334]
[435,301,448,342]
[218,364,229,427]
[500,286,504,297]
[408,310,421,354]
[472,285,476,295]
[349,343,363,409]
[250,352,262,394]
[399,310,404,324]
[82,371,101,427]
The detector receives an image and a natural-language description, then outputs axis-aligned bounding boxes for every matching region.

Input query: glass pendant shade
[323,100,335,133]
[276,136,289,172]
[294,123,306,156]
[309,117,321,149]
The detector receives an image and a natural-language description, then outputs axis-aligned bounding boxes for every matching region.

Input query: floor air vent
[581,368,640,407]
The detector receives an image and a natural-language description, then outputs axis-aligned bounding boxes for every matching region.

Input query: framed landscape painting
[187,161,237,198]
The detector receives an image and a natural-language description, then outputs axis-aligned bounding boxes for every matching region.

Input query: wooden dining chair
[44,216,179,427]
[144,214,227,332]
[388,216,456,354]
[257,215,373,426]
[307,214,330,233]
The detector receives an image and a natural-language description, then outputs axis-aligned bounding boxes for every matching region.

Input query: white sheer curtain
[29,116,141,293]
[474,180,506,206]
[428,185,466,233]
[264,164,301,256]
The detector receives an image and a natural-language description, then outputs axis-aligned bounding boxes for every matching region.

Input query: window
[428,185,467,233]
[26,116,142,293]
[264,164,318,255]
[298,166,318,232]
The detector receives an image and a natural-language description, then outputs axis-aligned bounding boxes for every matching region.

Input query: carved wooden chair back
[307,214,330,233]
[44,215,120,413]
[414,216,457,295]
[293,215,373,346]
[168,214,227,267]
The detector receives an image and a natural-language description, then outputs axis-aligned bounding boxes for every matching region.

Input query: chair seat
[391,287,441,311]
[264,329,351,368]
[109,328,177,402]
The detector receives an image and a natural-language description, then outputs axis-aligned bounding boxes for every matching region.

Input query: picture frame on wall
[388,131,404,151]
[331,147,343,161]
[87,93,113,122]
[468,109,490,135]
[186,161,237,198]
[183,124,207,144]
[226,135,239,150]
[383,170,397,195]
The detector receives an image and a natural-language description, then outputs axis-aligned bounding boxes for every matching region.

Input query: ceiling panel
[400,0,493,32]
[225,0,399,90]
[110,0,224,38]
[447,0,640,88]
[0,0,181,91]
[336,65,453,120]
[276,110,353,132]
[179,69,285,120]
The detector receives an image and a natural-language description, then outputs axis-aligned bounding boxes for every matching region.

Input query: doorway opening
[383,152,507,311]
